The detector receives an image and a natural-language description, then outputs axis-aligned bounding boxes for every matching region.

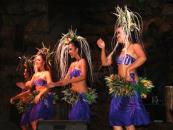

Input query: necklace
[35,71,45,78]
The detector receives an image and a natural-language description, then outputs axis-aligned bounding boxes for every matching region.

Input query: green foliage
[84,88,97,104]
[61,88,79,105]
[52,92,59,104]
[62,87,97,105]
[14,90,59,113]
[14,91,38,113]
[105,74,154,98]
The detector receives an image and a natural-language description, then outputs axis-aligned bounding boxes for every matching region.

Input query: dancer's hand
[10,98,14,104]
[16,82,25,89]
[47,82,56,88]
[97,38,105,49]
[57,79,69,86]
[48,81,65,88]
[34,94,41,104]
[126,68,134,81]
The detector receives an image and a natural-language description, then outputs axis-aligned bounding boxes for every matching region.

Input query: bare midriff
[71,81,88,93]
[35,86,47,92]
[117,64,138,81]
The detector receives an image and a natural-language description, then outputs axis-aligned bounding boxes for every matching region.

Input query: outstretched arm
[10,90,31,104]
[16,74,35,90]
[47,67,71,88]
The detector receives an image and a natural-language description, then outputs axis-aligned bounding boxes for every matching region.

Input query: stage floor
[1,121,173,130]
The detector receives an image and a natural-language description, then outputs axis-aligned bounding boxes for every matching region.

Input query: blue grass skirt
[68,94,90,122]
[20,104,32,126]
[109,91,150,126]
[29,92,53,122]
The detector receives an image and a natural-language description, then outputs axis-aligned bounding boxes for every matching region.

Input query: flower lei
[105,74,154,98]
[62,87,97,105]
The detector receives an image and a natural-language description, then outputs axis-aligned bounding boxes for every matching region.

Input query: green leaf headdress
[34,43,54,70]
[113,6,143,44]
[55,29,93,81]
[108,6,144,61]
[16,55,34,80]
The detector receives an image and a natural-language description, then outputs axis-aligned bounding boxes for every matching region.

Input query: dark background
[0,0,173,129]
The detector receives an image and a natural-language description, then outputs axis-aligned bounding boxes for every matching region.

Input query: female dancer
[51,30,93,122]
[10,56,34,130]
[16,46,54,130]
[97,6,150,130]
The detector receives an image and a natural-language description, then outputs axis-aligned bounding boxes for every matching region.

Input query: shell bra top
[33,78,47,87]
[116,54,136,65]
[70,68,81,79]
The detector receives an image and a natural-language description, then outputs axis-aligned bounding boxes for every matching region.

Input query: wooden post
[165,86,173,122]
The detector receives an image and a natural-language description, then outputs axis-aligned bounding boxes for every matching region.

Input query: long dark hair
[16,56,34,81]
[70,39,93,87]
[70,39,83,58]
